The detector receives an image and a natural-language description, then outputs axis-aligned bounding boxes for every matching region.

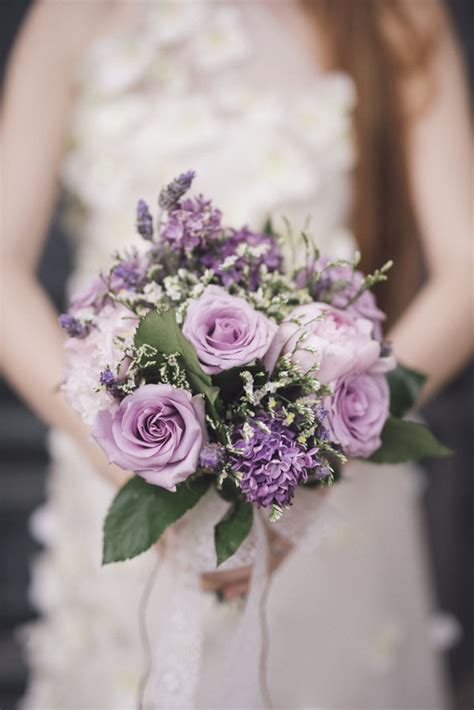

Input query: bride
[2,1,472,708]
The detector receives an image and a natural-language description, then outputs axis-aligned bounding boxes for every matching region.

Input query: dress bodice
[61,1,357,293]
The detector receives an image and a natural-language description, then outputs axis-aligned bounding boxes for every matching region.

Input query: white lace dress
[21,3,450,708]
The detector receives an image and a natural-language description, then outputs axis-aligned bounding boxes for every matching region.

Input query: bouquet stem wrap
[140,486,345,709]
[209,511,271,709]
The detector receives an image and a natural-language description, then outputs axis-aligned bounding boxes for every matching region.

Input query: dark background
[1,2,472,709]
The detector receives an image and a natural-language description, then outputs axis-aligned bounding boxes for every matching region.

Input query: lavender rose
[182,285,277,374]
[325,372,389,457]
[264,303,383,384]
[92,384,206,490]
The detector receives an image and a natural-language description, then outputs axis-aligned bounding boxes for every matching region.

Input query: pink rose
[325,372,389,457]
[296,258,386,340]
[92,384,206,491]
[70,276,108,314]
[63,303,139,424]
[182,285,277,374]
[264,303,383,384]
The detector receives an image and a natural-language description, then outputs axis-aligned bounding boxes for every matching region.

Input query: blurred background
[0,1,472,709]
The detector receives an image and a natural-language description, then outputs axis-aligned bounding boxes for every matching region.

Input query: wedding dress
[21,3,450,708]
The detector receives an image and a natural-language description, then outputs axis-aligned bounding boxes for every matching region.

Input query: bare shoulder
[12,0,122,74]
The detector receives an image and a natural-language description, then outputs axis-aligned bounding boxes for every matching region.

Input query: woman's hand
[71,418,132,488]
[200,526,293,600]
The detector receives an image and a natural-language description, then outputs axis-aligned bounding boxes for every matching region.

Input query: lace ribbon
[139,487,345,709]
[208,512,272,709]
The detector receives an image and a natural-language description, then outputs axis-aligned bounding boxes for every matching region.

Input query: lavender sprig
[136,199,154,240]
[158,170,196,211]
[59,314,89,338]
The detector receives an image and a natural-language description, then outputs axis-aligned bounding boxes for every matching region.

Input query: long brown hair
[301,0,442,324]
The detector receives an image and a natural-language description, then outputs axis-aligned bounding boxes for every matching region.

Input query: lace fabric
[61,0,357,295]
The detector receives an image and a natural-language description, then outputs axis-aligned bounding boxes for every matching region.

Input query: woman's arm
[388,5,473,402]
[1,0,129,486]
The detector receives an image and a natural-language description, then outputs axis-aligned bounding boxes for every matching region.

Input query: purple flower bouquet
[60,172,449,565]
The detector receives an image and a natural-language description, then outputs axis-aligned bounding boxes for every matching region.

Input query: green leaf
[387,364,427,418]
[369,416,452,464]
[262,216,274,236]
[103,475,210,564]
[214,500,253,566]
[212,360,267,403]
[135,309,221,421]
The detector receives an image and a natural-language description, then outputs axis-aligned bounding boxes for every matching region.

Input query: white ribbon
[209,511,271,709]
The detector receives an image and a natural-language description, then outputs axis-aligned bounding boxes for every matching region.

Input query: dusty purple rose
[264,303,382,384]
[92,384,206,490]
[182,285,277,374]
[325,372,389,457]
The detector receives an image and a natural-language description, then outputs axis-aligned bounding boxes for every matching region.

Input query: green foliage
[387,364,426,418]
[262,216,275,236]
[103,475,210,564]
[134,309,222,422]
[345,260,393,307]
[369,416,451,464]
[214,500,253,566]
[212,360,267,403]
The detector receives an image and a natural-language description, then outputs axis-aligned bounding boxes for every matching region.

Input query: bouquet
[60,171,449,567]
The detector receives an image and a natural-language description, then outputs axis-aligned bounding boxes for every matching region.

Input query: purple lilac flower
[202,227,282,291]
[136,199,154,240]
[161,195,222,253]
[199,443,226,470]
[59,313,89,338]
[230,412,328,509]
[158,183,281,290]
[111,263,141,290]
[158,170,196,211]
[109,252,148,293]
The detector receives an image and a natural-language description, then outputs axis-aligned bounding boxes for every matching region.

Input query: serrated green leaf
[387,364,427,418]
[214,500,253,566]
[369,416,452,464]
[134,309,221,420]
[103,475,210,564]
